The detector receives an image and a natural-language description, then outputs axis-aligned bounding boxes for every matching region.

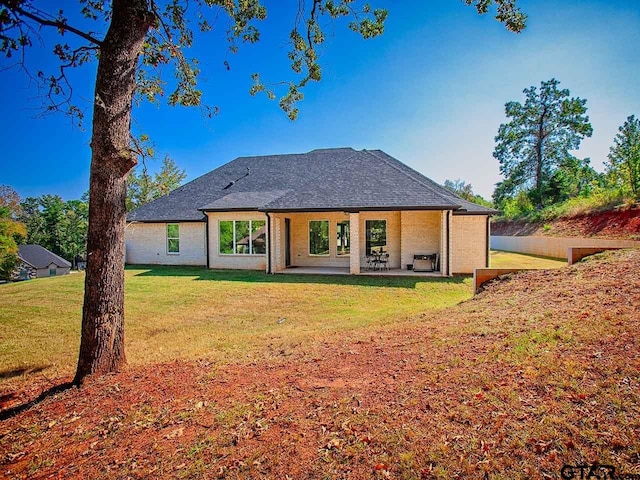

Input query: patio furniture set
[364,253,440,272]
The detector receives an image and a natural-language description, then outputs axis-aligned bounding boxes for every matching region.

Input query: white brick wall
[400,211,441,270]
[125,222,206,266]
[206,212,268,270]
[451,215,489,274]
[125,211,489,274]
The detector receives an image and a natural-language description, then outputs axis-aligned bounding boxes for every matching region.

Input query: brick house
[125,148,494,275]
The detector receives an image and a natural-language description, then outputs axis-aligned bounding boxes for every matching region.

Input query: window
[309,220,330,256]
[49,268,57,276]
[336,220,350,256]
[167,223,180,254]
[219,220,266,255]
[366,220,386,255]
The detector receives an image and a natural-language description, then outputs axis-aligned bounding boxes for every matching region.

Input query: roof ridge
[260,150,361,210]
[363,150,461,208]
[307,147,355,154]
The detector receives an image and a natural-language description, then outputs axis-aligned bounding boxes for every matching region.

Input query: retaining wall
[490,235,640,259]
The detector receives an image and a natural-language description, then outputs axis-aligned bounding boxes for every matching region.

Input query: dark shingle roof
[18,245,71,269]
[127,148,495,222]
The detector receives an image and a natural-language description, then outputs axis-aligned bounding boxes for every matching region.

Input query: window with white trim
[219,220,266,255]
[167,223,180,254]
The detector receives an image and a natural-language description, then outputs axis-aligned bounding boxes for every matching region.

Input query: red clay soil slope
[1,250,639,479]
[492,207,640,240]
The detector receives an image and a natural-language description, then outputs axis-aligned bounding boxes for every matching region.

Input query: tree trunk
[535,107,548,208]
[74,0,152,384]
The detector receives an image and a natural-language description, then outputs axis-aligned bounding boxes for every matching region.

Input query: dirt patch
[1,250,639,479]
[492,207,640,240]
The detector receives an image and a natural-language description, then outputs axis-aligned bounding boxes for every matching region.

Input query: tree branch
[4,2,103,46]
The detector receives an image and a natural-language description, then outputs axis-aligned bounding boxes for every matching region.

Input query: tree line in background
[445,79,640,220]
[0,157,186,280]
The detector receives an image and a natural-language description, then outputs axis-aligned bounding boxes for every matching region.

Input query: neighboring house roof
[237,226,267,247]
[127,148,496,222]
[18,245,71,269]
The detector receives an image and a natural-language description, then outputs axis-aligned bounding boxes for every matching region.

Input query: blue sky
[1,0,639,201]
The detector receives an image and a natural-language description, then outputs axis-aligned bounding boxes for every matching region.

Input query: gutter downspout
[486,216,491,268]
[204,214,210,269]
[266,212,272,274]
[446,211,451,276]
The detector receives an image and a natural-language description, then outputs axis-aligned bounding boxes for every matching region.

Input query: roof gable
[18,245,71,269]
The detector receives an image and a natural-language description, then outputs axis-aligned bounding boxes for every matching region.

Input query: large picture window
[219,220,266,255]
[366,220,386,255]
[336,220,350,256]
[309,220,330,256]
[167,223,180,254]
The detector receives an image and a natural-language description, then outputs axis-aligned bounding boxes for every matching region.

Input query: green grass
[0,267,472,384]
[490,250,566,269]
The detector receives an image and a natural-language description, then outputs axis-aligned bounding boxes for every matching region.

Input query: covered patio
[269,210,450,276]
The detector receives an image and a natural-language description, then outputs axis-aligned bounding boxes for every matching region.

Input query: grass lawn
[0,267,472,385]
[0,251,566,386]
[490,249,566,269]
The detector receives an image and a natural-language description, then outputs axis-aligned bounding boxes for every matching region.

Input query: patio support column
[273,216,282,272]
[349,212,360,274]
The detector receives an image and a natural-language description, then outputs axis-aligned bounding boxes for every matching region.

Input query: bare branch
[3,2,103,46]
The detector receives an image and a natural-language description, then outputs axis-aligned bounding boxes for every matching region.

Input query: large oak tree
[0,0,526,384]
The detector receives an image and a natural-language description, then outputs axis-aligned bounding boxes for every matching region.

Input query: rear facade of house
[125,148,493,275]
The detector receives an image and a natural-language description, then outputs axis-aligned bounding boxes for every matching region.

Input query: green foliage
[1,1,526,124]
[443,179,493,207]
[39,195,66,256]
[19,197,48,246]
[0,0,391,123]
[536,187,624,220]
[606,115,640,202]
[500,191,535,218]
[59,199,89,266]
[0,252,20,281]
[127,156,187,211]
[0,194,27,280]
[541,156,602,205]
[464,0,527,33]
[496,186,624,222]
[493,79,593,209]
[17,194,89,266]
